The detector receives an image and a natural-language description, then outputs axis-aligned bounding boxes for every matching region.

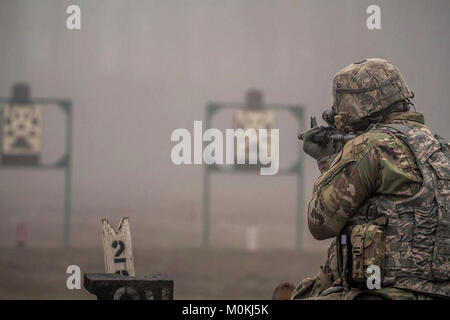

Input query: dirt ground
[0,247,325,299]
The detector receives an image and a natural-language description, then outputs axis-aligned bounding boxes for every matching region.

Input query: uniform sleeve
[307,134,379,240]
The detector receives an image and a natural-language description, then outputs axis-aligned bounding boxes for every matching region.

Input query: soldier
[293,58,450,300]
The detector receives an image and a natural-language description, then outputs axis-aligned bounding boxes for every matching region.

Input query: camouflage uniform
[293,59,450,300]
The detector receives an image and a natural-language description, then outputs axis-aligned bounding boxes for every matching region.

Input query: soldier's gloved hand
[302,127,335,161]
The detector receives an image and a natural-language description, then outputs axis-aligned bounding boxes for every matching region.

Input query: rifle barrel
[329,133,356,142]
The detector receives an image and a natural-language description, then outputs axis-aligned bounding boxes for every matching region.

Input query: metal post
[202,105,212,250]
[63,101,72,248]
[203,166,210,250]
[296,108,305,250]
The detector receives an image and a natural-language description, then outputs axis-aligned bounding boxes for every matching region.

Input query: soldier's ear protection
[334,114,352,132]
[332,106,354,133]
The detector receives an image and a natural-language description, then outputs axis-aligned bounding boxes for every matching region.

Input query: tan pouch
[351,224,385,283]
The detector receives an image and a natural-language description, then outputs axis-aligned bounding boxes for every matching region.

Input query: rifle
[298,110,356,145]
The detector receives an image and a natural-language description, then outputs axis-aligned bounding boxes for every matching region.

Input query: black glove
[302,127,335,161]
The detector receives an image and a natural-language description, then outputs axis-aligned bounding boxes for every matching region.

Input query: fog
[0,0,449,249]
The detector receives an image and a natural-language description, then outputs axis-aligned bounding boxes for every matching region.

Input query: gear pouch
[429,149,450,281]
[350,224,385,283]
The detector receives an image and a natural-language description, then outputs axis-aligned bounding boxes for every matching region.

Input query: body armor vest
[347,123,450,297]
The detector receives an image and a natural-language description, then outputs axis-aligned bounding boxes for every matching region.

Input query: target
[2,104,42,156]
[233,109,275,165]
[0,85,73,247]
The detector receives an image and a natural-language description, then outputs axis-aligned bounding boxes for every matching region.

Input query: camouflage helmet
[332,58,414,131]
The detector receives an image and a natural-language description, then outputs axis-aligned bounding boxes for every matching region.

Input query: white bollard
[245,225,259,252]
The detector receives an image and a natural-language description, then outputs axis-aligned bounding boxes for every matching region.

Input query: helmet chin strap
[405,97,416,111]
[363,98,414,127]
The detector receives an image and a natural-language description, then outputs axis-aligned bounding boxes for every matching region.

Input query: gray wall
[0,0,449,249]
